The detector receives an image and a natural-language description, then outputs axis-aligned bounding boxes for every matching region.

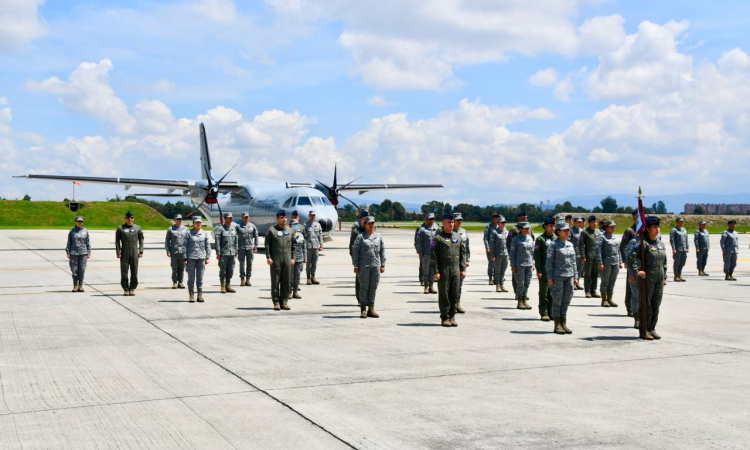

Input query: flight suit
[214,223,239,286]
[669,226,689,279]
[581,227,601,296]
[350,222,365,300]
[165,224,188,284]
[694,229,710,273]
[66,226,91,285]
[115,223,144,291]
[352,232,386,306]
[266,225,296,306]
[237,221,259,282]
[534,232,555,318]
[430,230,466,323]
[720,228,739,277]
[628,237,667,335]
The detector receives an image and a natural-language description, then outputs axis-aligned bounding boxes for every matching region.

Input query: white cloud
[0,97,8,105]
[529,68,558,87]
[587,147,619,163]
[185,0,237,23]
[24,59,137,134]
[554,77,574,102]
[134,99,175,135]
[578,15,626,55]
[367,95,396,107]
[0,0,46,52]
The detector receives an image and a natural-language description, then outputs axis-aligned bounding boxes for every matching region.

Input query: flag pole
[638,187,648,339]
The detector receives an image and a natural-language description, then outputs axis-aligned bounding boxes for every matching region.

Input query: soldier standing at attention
[431,212,466,327]
[694,220,710,276]
[350,209,369,302]
[291,211,307,239]
[625,237,641,329]
[266,210,296,310]
[214,212,239,294]
[546,222,577,334]
[237,213,258,287]
[352,216,386,319]
[414,216,431,285]
[669,217,689,282]
[417,212,438,294]
[184,217,210,303]
[570,217,585,290]
[507,211,535,299]
[290,219,306,299]
[629,216,668,340]
[66,216,91,292]
[598,220,621,307]
[619,211,638,315]
[453,213,470,313]
[165,214,188,289]
[534,216,556,321]
[306,210,323,285]
[115,211,144,296]
[483,212,500,285]
[510,222,534,310]
[721,219,739,281]
[581,215,601,299]
[489,215,509,293]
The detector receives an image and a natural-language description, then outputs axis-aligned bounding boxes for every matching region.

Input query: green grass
[0,200,173,230]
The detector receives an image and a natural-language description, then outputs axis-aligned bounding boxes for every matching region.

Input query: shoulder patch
[534,244,539,250]
[430,241,436,247]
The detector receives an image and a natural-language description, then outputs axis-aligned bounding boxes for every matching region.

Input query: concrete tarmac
[0,228,748,449]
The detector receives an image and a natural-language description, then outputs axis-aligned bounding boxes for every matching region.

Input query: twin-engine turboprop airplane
[15,124,442,239]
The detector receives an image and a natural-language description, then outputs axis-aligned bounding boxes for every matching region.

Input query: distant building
[684,203,750,214]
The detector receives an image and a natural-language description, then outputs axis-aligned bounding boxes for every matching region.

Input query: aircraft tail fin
[200,123,212,180]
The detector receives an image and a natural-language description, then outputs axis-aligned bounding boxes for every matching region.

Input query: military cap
[699,220,707,225]
[574,216,585,222]
[75,216,84,222]
[360,209,371,218]
[645,216,660,227]
[364,216,375,224]
[290,218,299,224]
[588,215,596,222]
[517,210,526,217]
[425,212,435,220]
[125,211,134,218]
[676,216,685,222]
[498,215,506,222]
[631,210,639,216]
[518,221,531,229]
[604,220,616,227]
[223,212,233,218]
[291,210,299,216]
[555,222,570,232]
[542,215,555,225]
[565,214,573,220]
[242,212,249,218]
[491,212,500,218]
[308,210,316,216]
[442,211,454,220]
[453,213,463,220]
[728,219,737,224]
[276,209,287,217]
[192,216,203,222]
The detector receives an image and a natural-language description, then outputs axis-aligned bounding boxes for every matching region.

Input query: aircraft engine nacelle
[318,218,333,232]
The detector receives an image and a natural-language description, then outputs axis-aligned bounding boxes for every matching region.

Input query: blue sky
[2,0,750,205]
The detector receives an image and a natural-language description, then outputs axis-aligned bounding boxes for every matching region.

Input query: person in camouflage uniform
[165,214,189,289]
[417,212,438,294]
[483,212,500,285]
[546,222,577,334]
[352,216,386,319]
[185,216,211,302]
[237,212,259,286]
[534,216,556,321]
[510,222,534,310]
[570,217,585,290]
[66,216,91,292]
[625,236,641,329]
[489,215,509,293]
[431,212,466,327]
[507,211,535,297]
[214,212,239,293]
[628,216,668,340]
[721,219,740,281]
[291,218,306,299]
[350,209,369,302]
[694,220,710,276]
[306,210,324,285]
[669,217,690,282]
[597,220,621,308]
[115,211,144,296]
[619,211,638,316]
[453,213,470,313]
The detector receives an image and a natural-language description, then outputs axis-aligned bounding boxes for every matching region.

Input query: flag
[72,181,81,186]
[635,195,646,236]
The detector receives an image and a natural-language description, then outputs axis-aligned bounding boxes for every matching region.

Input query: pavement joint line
[265,348,748,392]
[0,390,258,418]
[1,231,359,450]
[665,292,749,304]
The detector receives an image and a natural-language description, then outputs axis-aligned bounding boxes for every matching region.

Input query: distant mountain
[553,193,750,214]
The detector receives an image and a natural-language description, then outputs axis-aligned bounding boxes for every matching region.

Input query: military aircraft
[15,124,442,238]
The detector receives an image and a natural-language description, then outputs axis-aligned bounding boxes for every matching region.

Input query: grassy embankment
[0,200,173,230]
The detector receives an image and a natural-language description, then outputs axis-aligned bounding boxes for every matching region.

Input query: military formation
[64,208,742,339]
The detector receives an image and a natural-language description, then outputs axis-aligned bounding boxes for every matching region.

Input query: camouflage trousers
[186,259,205,291]
[238,249,254,279]
[306,248,319,276]
[723,253,737,273]
[696,249,708,271]
[600,264,619,296]
[420,254,433,285]
[576,257,584,279]
[627,269,640,314]
[357,267,380,305]
[673,250,687,275]
[218,255,235,283]
[551,276,574,318]
[486,252,494,279]
[292,261,304,288]
[513,266,533,299]
[69,254,87,282]
[170,253,185,283]
[492,255,508,285]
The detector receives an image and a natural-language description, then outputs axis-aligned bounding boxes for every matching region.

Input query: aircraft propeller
[316,163,362,210]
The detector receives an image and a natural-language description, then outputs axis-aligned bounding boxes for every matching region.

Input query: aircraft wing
[338,183,443,194]
[13,174,239,191]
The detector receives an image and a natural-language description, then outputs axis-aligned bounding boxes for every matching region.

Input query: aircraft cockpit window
[321,196,332,206]
[297,196,312,206]
[311,197,324,206]
[282,197,293,208]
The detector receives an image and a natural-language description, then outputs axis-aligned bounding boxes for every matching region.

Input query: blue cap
[517,210,526,217]
[588,215,596,222]
[645,216,660,227]
[543,215,555,225]
[631,210,639,216]
[359,209,370,218]
[125,211,134,218]
[442,211,454,220]
[276,209,287,217]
